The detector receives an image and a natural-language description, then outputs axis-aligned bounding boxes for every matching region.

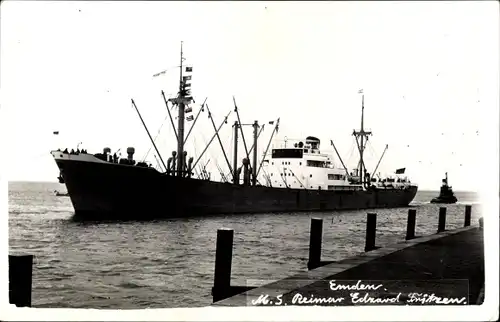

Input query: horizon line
[4,180,480,194]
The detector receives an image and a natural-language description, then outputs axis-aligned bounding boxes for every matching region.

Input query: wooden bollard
[9,254,33,307]
[438,207,447,232]
[406,209,416,240]
[464,205,472,227]
[212,228,234,303]
[307,218,323,270]
[364,213,377,252]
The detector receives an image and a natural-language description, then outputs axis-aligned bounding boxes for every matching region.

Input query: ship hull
[55,158,418,220]
[430,198,457,204]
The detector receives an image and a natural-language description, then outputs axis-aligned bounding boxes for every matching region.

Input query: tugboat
[430,172,457,204]
[54,190,69,197]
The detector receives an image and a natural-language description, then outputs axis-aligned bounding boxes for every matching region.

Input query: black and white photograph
[1,1,498,321]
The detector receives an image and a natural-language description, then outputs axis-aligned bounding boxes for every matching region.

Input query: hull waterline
[56,158,418,221]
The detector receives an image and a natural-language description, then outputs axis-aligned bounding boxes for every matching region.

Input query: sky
[0,1,498,192]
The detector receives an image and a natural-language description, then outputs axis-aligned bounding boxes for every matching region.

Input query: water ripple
[8,182,481,309]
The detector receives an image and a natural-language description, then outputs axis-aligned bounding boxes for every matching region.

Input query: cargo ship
[50,44,418,220]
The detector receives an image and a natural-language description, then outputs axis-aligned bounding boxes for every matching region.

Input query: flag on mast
[153,70,167,78]
[53,131,59,135]
[185,66,193,72]
[358,89,364,94]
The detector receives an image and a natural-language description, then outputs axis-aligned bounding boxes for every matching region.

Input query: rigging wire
[367,140,378,160]
[346,138,356,165]
[362,140,375,172]
[142,113,170,161]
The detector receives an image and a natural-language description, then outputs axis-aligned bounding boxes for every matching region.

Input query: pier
[212,205,484,306]
[8,254,33,307]
[7,205,483,308]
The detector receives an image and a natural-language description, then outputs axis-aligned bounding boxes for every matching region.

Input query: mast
[352,90,371,185]
[360,94,364,182]
[248,124,265,155]
[233,121,239,184]
[176,42,186,177]
[233,97,251,165]
[252,120,259,186]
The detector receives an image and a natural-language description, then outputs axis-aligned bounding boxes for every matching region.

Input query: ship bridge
[271,136,323,155]
[260,136,360,191]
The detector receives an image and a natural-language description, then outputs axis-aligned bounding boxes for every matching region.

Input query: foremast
[169,41,194,177]
[352,90,372,187]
